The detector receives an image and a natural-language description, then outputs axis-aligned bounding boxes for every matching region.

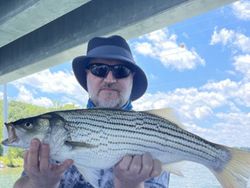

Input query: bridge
[0,0,236,84]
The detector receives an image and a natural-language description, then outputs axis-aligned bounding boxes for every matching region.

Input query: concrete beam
[0,0,90,47]
[0,0,236,84]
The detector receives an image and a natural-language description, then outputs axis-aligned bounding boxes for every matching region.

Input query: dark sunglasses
[86,63,133,79]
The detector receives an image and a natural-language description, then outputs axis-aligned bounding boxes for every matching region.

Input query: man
[14,35,170,188]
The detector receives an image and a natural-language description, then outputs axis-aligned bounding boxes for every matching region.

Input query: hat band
[87,45,134,62]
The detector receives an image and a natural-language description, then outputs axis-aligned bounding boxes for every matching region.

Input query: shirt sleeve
[144,171,170,188]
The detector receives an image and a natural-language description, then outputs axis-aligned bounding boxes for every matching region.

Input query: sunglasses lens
[90,64,109,77]
[88,64,132,79]
[113,65,131,78]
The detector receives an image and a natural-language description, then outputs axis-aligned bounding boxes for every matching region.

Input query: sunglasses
[86,63,133,79]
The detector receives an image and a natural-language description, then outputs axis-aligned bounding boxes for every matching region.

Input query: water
[0,164,249,188]
[0,167,22,188]
[169,162,250,188]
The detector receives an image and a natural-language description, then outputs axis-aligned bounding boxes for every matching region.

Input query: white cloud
[133,87,226,121]
[233,54,250,79]
[201,79,239,96]
[134,29,205,71]
[232,0,250,20]
[210,28,234,46]
[213,112,250,146]
[203,79,250,108]
[235,82,250,107]
[14,70,78,94]
[134,78,249,118]
[133,76,250,147]
[135,42,154,56]
[201,79,250,107]
[134,92,250,147]
[210,28,250,53]
[16,85,53,107]
[12,69,88,106]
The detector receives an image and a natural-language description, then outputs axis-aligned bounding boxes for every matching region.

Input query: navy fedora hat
[72,35,148,101]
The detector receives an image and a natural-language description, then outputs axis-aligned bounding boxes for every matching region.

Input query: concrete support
[0,0,236,84]
[0,0,90,47]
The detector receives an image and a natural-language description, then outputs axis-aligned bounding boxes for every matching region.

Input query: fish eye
[24,122,33,129]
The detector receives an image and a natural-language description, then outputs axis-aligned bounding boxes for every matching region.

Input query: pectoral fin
[163,162,185,176]
[65,140,97,148]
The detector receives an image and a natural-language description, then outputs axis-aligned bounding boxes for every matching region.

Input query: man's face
[86,58,134,108]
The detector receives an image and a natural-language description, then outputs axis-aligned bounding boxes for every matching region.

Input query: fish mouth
[1,123,19,146]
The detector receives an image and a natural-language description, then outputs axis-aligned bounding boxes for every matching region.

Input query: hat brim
[72,55,148,101]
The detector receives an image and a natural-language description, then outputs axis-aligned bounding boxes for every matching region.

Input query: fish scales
[59,110,224,160]
[3,108,250,188]
[56,109,229,167]
[67,110,219,156]
[83,111,218,156]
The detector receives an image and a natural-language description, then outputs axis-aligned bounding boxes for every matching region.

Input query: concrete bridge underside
[0,0,236,84]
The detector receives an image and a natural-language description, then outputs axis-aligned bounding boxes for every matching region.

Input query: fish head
[2,115,52,149]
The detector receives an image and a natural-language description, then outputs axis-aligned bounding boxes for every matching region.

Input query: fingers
[115,153,162,180]
[28,138,40,173]
[39,144,50,172]
[141,153,153,177]
[129,155,142,174]
[117,155,133,171]
[22,139,72,187]
[150,159,162,177]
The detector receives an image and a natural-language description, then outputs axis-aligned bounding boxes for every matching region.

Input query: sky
[1,0,250,147]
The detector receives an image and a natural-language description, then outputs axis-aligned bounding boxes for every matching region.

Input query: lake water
[169,162,250,188]
[0,163,249,188]
[0,167,22,188]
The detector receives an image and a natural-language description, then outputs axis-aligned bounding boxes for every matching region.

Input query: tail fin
[213,147,250,188]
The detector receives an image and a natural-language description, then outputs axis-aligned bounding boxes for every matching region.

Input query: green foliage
[6,148,24,167]
[50,103,79,111]
[0,148,24,167]
[8,100,49,122]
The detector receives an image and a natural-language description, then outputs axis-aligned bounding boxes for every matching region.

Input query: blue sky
[1,0,250,147]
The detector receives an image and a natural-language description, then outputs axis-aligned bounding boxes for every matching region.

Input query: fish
[2,108,250,188]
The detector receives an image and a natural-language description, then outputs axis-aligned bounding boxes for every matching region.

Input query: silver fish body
[55,109,230,171]
[2,108,250,188]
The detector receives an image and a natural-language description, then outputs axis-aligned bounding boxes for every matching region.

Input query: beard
[96,97,122,108]
[92,84,131,108]
[94,89,124,108]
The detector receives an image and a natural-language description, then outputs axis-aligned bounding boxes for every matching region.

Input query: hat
[72,35,148,101]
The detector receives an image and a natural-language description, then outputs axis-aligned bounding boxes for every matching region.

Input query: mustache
[100,83,118,90]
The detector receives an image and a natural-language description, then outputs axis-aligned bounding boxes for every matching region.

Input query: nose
[104,71,117,83]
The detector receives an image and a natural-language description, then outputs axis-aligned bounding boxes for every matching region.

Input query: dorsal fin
[144,108,186,129]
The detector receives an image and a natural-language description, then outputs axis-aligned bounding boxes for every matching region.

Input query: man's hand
[113,153,162,188]
[15,138,73,188]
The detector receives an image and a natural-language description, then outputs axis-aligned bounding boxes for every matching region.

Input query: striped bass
[2,108,250,188]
